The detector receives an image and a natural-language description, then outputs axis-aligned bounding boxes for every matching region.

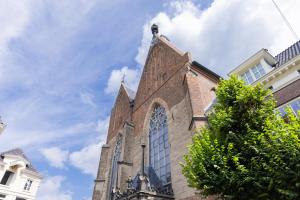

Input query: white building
[229,40,300,116]
[0,148,43,200]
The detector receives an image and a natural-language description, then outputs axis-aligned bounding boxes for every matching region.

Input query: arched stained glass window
[149,105,171,185]
[108,135,122,199]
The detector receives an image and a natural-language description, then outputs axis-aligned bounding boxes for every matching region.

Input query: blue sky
[0,0,299,199]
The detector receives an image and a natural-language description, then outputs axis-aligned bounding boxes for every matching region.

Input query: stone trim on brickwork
[188,116,208,130]
[94,178,105,182]
[140,98,172,172]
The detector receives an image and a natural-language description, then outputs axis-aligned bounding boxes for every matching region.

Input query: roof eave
[229,49,277,76]
[191,61,222,80]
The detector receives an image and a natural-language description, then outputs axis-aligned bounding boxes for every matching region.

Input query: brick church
[92,24,220,200]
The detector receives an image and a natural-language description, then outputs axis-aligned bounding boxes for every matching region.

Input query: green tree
[182,76,300,200]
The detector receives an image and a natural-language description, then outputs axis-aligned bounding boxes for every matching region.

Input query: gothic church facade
[92,25,220,200]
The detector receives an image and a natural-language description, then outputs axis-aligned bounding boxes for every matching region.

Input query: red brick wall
[106,37,219,142]
[106,85,132,141]
[273,78,300,106]
[134,38,190,110]
[132,65,189,137]
[186,71,217,117]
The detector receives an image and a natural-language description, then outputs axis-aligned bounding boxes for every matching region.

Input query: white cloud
[69,117,109,176]
[37,117,109,176]
[105,66,140,95]
[0,120,96,152]
[80,92,96,107]
[0,0,104,153]
[69,142,103,177]
[0,1,31,53]
[136,0,300,76]
[0,1,32,83]
[37,176,72,200]
[96,116,110,135]
[40,147,69,169]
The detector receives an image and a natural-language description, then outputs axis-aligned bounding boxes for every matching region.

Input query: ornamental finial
[151,24,159,37]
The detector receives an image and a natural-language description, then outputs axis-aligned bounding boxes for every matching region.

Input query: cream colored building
[229,40,300,116]
[0,148,43,200]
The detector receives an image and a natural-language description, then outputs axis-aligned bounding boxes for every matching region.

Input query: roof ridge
[157,35,185,56]
[1,147,24,155]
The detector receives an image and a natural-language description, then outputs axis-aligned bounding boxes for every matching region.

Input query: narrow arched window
[108,135,122,199]
[149,105,171,185]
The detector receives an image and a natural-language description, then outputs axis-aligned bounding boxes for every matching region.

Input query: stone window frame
[148,105,172,185]
[108,134,123,199]
[241,63,266,85]
[142,98,173,188]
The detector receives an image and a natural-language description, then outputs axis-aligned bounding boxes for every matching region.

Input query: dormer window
[24,179,33,191]
[241,63,266,84]
[241,70,254,84]
[251,64,266,79]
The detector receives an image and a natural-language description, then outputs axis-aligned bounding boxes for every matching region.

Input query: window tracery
[108,135,122,199]
[149,105,171,185]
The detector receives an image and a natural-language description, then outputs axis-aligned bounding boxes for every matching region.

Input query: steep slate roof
[275,40,300,67]
[0,148,39,173]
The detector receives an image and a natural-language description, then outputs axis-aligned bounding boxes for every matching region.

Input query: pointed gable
[134,36,191,109]
[123,84,136,101]
[106,83,134,141]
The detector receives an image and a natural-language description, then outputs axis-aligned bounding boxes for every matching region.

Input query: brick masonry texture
[273,78,300,106]
[92,36,219,200]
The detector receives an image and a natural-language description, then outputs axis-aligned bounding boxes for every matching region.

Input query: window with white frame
[278,98,300,117]
[251,64,266,79]
[24,179,33,191]
[240,63,266,84]
[149,105,171,185]
[241,70,254,85]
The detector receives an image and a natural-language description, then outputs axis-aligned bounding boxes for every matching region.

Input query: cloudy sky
[0,0,299,199]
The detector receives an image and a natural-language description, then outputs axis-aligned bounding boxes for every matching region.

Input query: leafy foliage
[182,76,300,200]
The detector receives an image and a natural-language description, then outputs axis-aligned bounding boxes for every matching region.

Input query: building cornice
[229,49,277,75]
[21,169,43,180]
[257,55,300,85]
